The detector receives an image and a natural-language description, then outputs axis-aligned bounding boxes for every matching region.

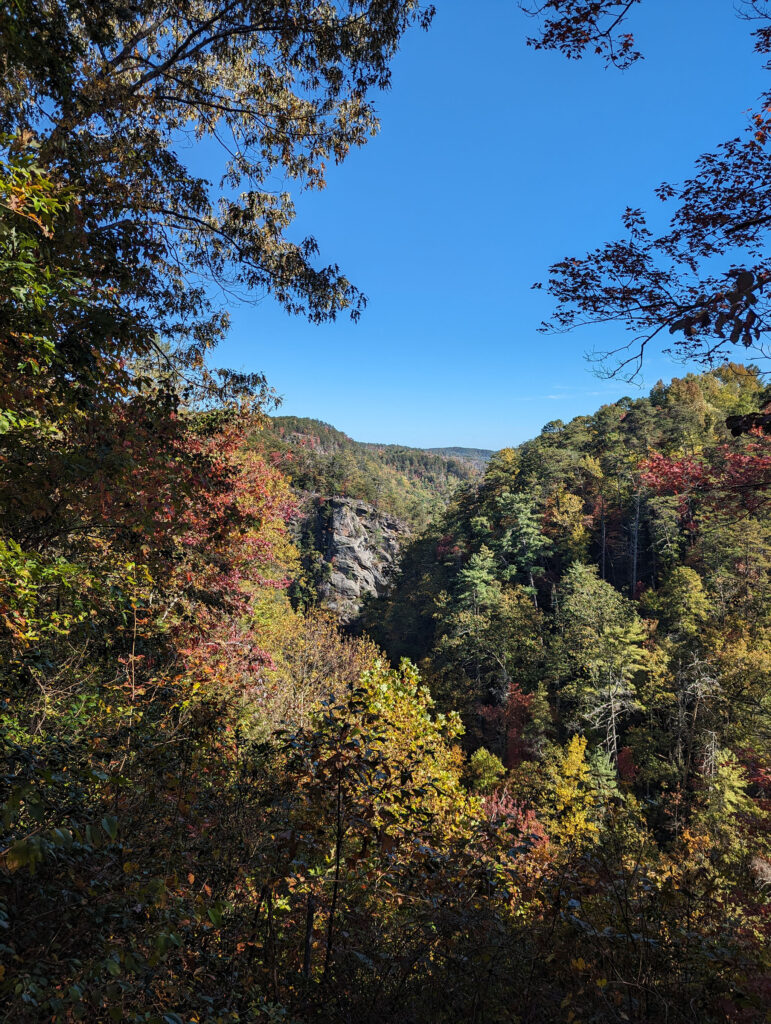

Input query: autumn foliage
[1,2,770,1022]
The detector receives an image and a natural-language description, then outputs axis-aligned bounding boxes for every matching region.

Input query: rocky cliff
[294,496,408,621]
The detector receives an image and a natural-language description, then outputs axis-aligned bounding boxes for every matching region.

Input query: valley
[3,2,771,1020]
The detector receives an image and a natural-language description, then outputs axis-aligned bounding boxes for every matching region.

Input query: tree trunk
[629,489,641,598]
[600,497,607,581]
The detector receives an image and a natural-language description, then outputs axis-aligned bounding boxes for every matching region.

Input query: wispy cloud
[550,384,623,394]
[513,388,619,402]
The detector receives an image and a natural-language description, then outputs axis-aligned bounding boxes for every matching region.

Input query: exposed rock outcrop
[295,496,408,621]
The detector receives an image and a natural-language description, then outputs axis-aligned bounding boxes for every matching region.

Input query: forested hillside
[426,447,494,471]
[2,1,771,1023]
[6,342,769,1022]
[255,415,484,529]
[248,416,487,619]
[367,364,771,662]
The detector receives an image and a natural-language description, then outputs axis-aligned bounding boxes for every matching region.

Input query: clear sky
[209,0,766,450]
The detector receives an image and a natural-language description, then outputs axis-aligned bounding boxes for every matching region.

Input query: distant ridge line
[425,446,495,463]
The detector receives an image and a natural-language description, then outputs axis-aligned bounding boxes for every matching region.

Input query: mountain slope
[426,446,494,470]
[364,363,771,670]
[247,415,490,618]
[252,415,485,530]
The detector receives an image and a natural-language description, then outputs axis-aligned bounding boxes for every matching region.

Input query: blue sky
[209,0,765,450]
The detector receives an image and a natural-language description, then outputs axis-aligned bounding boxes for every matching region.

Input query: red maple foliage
[617,746,637,784]
[641,436,771,519]
[479,682,534,769]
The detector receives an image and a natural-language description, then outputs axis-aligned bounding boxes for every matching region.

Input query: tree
[646,567,711,638]
[542,485,589,564]
[481,446,520,497]
[1,0,441,715]
[523,0,644,70]
[526,0,771,410]
[642,440,771,520]
[466,746,506,793]
[435,580,544,716]
[557,563,647,757]
[456,544,500,614]
[547,734,600,849]
[496,491,553,597]
[2,0,436,396]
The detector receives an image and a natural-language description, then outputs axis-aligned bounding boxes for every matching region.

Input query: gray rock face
[312,497,407,620]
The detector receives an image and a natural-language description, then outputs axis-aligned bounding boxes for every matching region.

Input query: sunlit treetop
[0,0,435,381]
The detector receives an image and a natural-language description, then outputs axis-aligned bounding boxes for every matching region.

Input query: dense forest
[253,416,485,528]
[2,1,771,1023]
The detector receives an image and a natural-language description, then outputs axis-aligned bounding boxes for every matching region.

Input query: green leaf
[101,815,118,841]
